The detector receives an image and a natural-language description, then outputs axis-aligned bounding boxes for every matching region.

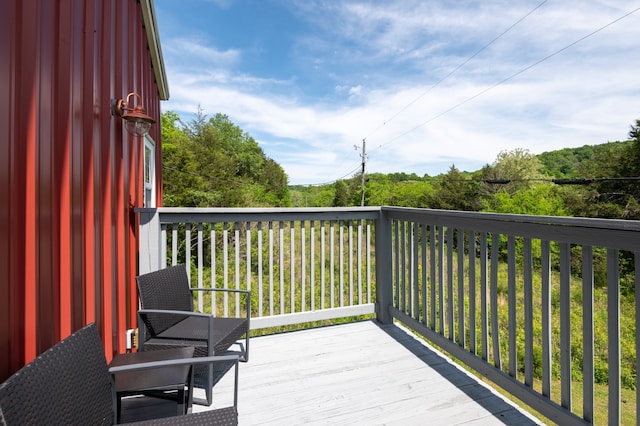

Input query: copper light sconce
[111,92,156,137]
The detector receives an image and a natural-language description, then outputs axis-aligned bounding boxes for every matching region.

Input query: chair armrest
[189,288,250,295]
[137,308,212,319]
[108,354,239,374]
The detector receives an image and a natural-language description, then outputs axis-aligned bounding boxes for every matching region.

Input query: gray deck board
[194,320,543,425]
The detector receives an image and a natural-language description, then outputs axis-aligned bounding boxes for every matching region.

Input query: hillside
[537,141,630,178]
[289,138,638,218]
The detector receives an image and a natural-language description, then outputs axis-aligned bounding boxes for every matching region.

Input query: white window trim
[143,135,156,208]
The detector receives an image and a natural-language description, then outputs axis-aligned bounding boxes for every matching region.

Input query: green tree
[161,109,290,207]
[482,148,547,193]
[332,180,351,207]
[431,165,481,211]
[488,184,567,216]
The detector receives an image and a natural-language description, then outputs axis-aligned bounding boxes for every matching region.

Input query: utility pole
[360,138,367,206]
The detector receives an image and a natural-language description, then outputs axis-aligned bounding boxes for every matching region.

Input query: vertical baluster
[401,221,407,313]
[480,232,488,362]
[279,221,284,314]
[197,223,204,313]
[358,219,363,305]
[413,222,419,320]
[458,229,465,348]
[349,220,353,306]
[430,225,437,330]
[508,235,516,378]
[330,220,335,308]
[211,223,218,316]
[490,233,501,369]
[171,225,177,266]
[582,245,594,423]
[559,242,571,409]
[209,223,217,316]
[421,224,427,324]
[607,248,620,425]
[367,220,371,304]
[524,238,533,387]
[185,224,192,286]
[469,231,476,355]
[233,222,240,318]
[447,227,454,340]
[438,226,445,335]
[310,220,315,311]
[246,222,251,316]
[541,240,552,398]
[320,220,326,309]
[258,222,263,317]
[394,220,400,310]
[290,221,295,314]
[339,220,344,307]
[408,222,413,317]
[160,223,167,269]
[234,222,241,317]
[211,225,216,316]
[223,222,229,317]
[404,222,414,317]
[301,220,306,312]
[269,221,274,316]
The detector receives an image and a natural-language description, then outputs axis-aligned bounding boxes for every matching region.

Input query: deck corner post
[137,208,161,275]
[375,207,393,325]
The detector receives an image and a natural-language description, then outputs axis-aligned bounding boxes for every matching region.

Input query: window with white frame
[143,136,156,207]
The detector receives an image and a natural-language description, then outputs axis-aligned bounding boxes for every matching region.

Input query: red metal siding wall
[0,0,163,381]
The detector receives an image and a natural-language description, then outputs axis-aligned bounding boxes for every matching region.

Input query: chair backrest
[0,323,114,425]
[136,264,194,312]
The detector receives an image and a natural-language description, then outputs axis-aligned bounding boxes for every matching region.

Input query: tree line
[161,110,640,222]
[292,120,640,220]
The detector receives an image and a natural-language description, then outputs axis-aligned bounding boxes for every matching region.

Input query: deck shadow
[376,321,543,426]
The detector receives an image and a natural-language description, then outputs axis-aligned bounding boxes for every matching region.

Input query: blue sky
[154,0,640,185]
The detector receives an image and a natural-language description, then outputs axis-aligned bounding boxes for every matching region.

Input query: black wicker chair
[0,323,238,425]
[136,264,250,406]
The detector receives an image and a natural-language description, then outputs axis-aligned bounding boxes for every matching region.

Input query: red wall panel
[0,0,164,380]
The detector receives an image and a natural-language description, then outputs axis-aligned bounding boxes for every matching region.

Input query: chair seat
[145,316,249,356]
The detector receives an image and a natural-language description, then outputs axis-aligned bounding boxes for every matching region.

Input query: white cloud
[157,0,640,185]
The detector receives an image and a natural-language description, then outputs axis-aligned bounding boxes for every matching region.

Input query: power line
[420,176,640,185]
[295,163,362,187]
[363,0,549,141]
[292,175,640,188]
[316,1,549,187]
[371,5,640,153]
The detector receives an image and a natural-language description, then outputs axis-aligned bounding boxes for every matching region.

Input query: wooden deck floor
[194,320,543,425]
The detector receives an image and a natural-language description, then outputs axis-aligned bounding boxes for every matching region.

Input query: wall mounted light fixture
[111,92,156,137]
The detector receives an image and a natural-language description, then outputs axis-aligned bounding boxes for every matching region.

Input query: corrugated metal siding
[0,0,164,381]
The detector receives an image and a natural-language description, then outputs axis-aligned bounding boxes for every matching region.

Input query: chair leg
[206,385,212,406]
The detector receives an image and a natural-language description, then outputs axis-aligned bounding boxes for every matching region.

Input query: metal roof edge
[140,0,169,100]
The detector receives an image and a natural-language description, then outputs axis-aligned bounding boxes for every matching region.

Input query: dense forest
[162,111,640,221]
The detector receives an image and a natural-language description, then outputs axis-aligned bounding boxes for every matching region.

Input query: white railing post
[137,208,161,274]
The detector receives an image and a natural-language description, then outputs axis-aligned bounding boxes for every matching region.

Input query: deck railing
[138,206,640,425]
[138,207,379,329]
